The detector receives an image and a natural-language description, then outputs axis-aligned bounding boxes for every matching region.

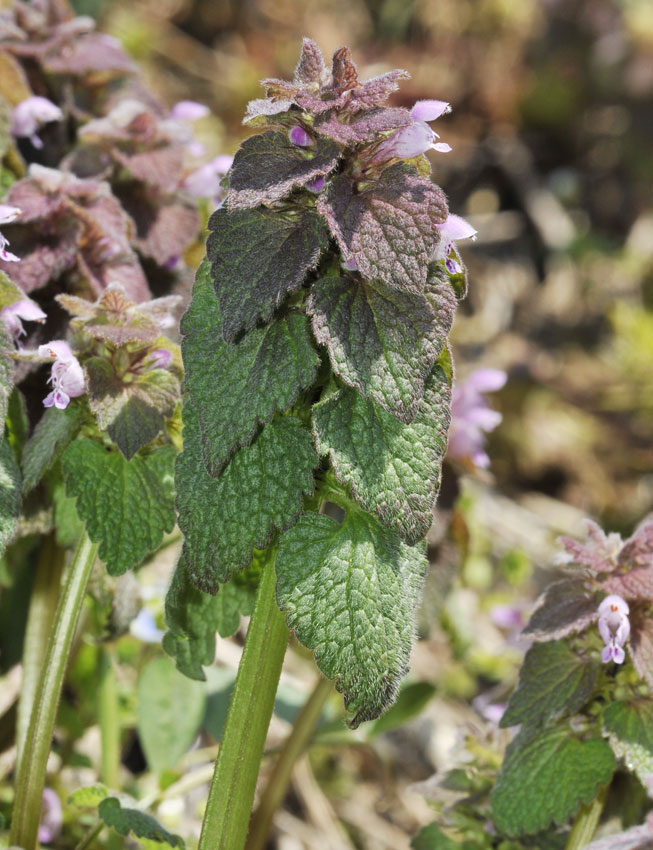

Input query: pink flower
[372,99,452,162]
[147,348,172,369]
[306,175,326,193]
[38,788,63,844]
[598,594,630,664]
[11,96,63,149]
[435,214,477,274]
[169,100,209,121]
[447,368,507,469]
[39,340,85,410]
[183,155,233,206]
[1,298,47,340]
[0,204,21,262]
[288,125,313,147]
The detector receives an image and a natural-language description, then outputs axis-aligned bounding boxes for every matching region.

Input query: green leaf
[176,404,317,592]
[500,641,599,730]
[0,436,21,556]
[411,823,460,850]
[6,388,28,462]
[68,783,110,808]
[227,129,341,208]
[603,699,653,787]
[313,361,451,544]
[51,474,84,547]
[22,403,84,493]
[98,797,184,848]
[491,726,616,835]
[86,358,179,459]
[308,270,454,422]
[163,557,259,680]
[317,164,448,291]
[62,440,176,575]
[207,206,329,341]
[0,318,14,424]
[137,656,206,774]
[369,680,436,737]
[275,510,427,727]
[182,261,319,475]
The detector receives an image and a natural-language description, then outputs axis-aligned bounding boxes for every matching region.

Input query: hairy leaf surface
[0,436,21,557]
[163,558,258,680]
[491,727,615,835]
[63,440,175,575]
[500,641,599,730]
[98,798,184,848]
[182,262,319,474]
[275,511,427,727]
[317,164,447,291]
[522,579,598,641]
[314,107,411,146]
[208,206,329,341]
[0,321,13,426]
[227,130,341,208]
[22,403,84,493]
[630,618,653,689]
[308,271,454,421]
[176,405,316,592]
[604,699,653,786]
[313,361,451,544]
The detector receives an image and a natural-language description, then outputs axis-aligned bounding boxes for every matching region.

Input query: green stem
[10,532,98,850]
[198,551,289,850]
[15,535,65,770]
[564,785,608,850]
[248,675,333,850]
[98,647,120,789]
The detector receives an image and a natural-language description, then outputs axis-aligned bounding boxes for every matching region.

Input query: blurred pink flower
[39,340,85,410]
[447,368,507,468]
[183,154,233,206]
[147,348,172,369]
[1,298,46,341]
[598,594,630,664]
[435,214,477,274]
[11,96,63,149]
[372,99,452,162]
[169,100,209,121]
[0,204,21,262]
[38,788,63,844]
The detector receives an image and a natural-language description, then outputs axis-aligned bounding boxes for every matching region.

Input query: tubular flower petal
[447,368,507,468]
[11,96,63,149]
[435,214,477,274]
[1,298,47,340]
[39,340,85,410]
[373,98,452,163]
[0,204,21,263]
[147,348,173,369]
[598,594,630,664]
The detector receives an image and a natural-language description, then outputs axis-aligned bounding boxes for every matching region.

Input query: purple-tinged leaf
[620,522,653,569]
[58,286,167,346]
[112,146,185,193]
[317,164,448,291]
[1,233,79,294]
[243,97,294,125]
[630,618,653,689]
[558,519,622,574]
[207,206,329,342]
[602,568,653,601]
[86,357,179,458]
[330,46,359,93]
[308,270,453,422]
[129,199,199,268]
[294,38,328,86]
[314,107,412,146]
[41,32,137,77]
[227,130,341,209]
[522,579,598,641]
[347,69,410,110]
[586,816,653,850]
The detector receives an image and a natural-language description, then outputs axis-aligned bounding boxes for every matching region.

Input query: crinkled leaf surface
[0,436,21,557]
[631,618,653,689]
[491,726,615,835]
[63,440,175,575]
[137,656,206,774]
[603,568,653,600]
[317,164,447,291]
[523,579,598,641]
[308,270,454,422]
[227,130,341,209]
[500,641,599,730]
[275,510,427,727]
[163,558,259,680]
[98,797,184,848]
[86,358,179,459]
[603,700,653,787]
[207,206,329,341]
[22,403,84,493]
[314,107,411,146]
[182,261,319,475]
[313,361,451,544]
[0,321,13,425]
[176,405,316,592]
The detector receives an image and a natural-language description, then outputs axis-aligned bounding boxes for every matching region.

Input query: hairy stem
[564,785,608,850]
[198,551,289,850]
[10,532,98,850]
[98,647,120,789]
[15,535,65,769]
[248,675,333,850]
